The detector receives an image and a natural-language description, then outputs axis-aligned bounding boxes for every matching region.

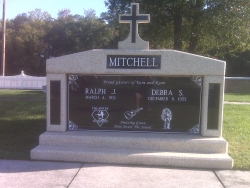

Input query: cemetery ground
[0,90,249,170]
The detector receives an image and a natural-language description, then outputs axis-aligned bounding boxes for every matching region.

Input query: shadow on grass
[0,90,46,98]
[0,92,46,160]
[0,119,46,160]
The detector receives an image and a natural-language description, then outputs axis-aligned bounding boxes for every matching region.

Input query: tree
[199,0,250,57]
[57,9,71,19]
[103,0,250,54]
[102,0,202,50]
[45,9,113,56]
[4,9,53,76]
[2,1,249,76]
[225,50,250,76]
[2,8,113,76]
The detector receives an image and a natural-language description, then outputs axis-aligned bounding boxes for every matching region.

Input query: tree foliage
[4,9,52,75]
[0,1,249,76]
[2,9,112,76]
[102,0,250,75]
[46,9,112,57]
[103,0,250,54]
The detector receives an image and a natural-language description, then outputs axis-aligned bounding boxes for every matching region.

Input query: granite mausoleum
[31,3,233,169]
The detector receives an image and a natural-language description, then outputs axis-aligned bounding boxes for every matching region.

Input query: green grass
[0,89,45,98]
[224,93,250,102]
[0,90,46,160]
[0,90,250,170]
[224,92,250,168]
[223,104,250,170]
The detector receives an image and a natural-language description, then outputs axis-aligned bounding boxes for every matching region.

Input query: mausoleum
[31,3,233,169]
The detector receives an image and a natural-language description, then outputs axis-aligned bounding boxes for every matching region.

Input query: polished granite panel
[68,75,202,133]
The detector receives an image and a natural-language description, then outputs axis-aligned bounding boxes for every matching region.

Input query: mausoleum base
[31,131,233,169]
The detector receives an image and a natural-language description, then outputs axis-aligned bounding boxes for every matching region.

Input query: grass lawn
[224,93,250,169]
[223,104,250,170]
[0,90,249,170]
[224,93,250,102]
[0,90,46,160]
[0,89,45,98]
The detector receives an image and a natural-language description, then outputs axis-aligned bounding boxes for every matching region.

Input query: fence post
[21,70,24,89]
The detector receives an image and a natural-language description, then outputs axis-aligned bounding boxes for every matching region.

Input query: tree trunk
[188,0,205,54]
[188,21,199,54]
[173,12,182,51]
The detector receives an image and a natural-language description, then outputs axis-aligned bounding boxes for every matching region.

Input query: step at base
[31,145,233,169]
[39,131,228,153]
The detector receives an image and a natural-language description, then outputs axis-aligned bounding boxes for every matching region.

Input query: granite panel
[47,74,67,131]
[46,50,225,76]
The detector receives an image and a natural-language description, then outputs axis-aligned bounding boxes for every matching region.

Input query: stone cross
[119,3,150,43]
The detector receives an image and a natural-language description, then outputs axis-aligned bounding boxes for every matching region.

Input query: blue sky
[0,0,107,19]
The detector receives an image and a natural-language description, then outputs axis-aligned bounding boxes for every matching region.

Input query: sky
[0,0,108,19]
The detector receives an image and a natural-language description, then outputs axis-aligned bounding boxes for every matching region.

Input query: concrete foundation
[31,131,233,169]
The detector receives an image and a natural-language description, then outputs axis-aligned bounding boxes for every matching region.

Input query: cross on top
[119,3,150,43]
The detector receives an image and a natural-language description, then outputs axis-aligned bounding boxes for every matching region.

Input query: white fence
[0,71,46,90]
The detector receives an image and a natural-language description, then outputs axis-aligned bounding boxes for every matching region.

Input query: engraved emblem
[92,109,109,127]
[161,108,172,129]
[124,108,143,120]
[68,120,78,130]
[191,76,202,87]
[188,124,200,134]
